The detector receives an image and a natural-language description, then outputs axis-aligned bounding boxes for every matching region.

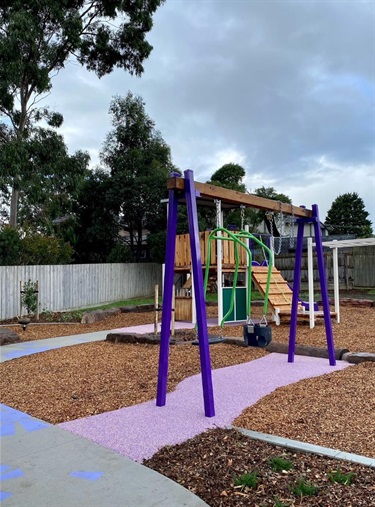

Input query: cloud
[48,0,374,228]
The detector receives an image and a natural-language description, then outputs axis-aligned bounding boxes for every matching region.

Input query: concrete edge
[230,426,375,468]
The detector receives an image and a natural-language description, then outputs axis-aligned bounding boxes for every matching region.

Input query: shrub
[21,235,74,264]
[0,226,22,265]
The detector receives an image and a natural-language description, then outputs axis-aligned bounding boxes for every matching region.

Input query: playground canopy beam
[167,176,313,218]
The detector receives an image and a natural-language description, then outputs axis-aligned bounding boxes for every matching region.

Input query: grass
[269,456,293,472]
[233,471,258,490]
[291,478,319,497]
[328,468,356,485]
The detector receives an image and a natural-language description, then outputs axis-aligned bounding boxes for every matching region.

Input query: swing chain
[260,315,268,327]
[267,210,282,255]
[267,211,275,253]
[274,201,283,255]
[289,206,295,248]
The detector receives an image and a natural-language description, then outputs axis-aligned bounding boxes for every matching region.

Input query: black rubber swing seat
[192,335,226,345]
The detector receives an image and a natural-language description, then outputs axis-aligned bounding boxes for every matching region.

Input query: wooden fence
[274,246,375,289]
[0,263,162,320]
[175,232,375,290]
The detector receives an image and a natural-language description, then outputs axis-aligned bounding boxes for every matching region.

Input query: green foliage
[291,478,318,497]
[273,498,288,507]
[21,279,38,314]
[72,169,119,263]
[233,471,258,490]
[148,231,167,264]
[268,456,293,472]
[21,234,74,265]
[59,310,82,322]
[99,92,174,261]
[1,0,164,225]
[325,192,373,238]
[0,126,90,233]
[106,243,132,263]
[328,468,356,485]
[208,163,247,192]
[254,186,292,204]
[0,226,22,265]
[248,186,292,234]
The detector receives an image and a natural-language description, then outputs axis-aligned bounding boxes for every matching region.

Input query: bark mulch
[145,427,375,507]
[1,304,374,506]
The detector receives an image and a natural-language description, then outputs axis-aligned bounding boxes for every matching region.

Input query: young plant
[233,471,258,490]
[21,279,38,315]
[328,468,356,485]
[274,497,288,507]
[292,478,318,497]
[269,456,293,472]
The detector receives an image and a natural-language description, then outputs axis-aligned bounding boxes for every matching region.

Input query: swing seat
[192,335,226,345]
[243,323,272,348]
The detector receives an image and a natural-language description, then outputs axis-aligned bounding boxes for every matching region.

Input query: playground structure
[157,170,336,417]
[174,231,308,326]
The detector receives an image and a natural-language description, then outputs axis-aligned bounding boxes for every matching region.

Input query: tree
[207,163,246,192]
[73,169,120,263]
[0,0,165,225]
[0,226,22,265]
[325,192,373,238]
[0,225,73,265]
[0,126,90,234]
[100,92,174,261]
[245,186,292,234]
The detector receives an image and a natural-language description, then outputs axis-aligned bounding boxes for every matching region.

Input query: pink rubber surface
[59,353,349,462]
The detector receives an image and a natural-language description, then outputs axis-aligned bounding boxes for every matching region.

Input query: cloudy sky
[51,0,374,228]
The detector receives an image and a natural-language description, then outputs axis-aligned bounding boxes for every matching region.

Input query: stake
[171,285,175,337]
[154,284,159,335]
[19,280,22,317]
[36,280,39,321]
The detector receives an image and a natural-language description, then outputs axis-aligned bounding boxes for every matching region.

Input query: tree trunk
[9,188,19,226]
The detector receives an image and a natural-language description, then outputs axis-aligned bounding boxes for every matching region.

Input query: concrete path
[0,404,208,506]
[0,326,209,507]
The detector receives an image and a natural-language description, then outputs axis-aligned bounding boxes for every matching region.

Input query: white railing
[0,263,162,320]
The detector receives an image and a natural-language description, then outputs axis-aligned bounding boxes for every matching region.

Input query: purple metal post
[312,204,336,366]
[184,170,215,417]
[156,187,179,407]
[288,218,305,363]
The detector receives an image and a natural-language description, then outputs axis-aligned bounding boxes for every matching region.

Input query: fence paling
[0,263,162,320]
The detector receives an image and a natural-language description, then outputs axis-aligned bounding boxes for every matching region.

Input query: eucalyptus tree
[0,0,165,225]
[100,92,174,261]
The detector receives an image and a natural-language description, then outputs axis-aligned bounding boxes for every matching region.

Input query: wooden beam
[168,177,313,218]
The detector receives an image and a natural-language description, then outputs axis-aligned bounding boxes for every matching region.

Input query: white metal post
[307,237,315,329]
[245,225,250,318]
[217,201,223,324]
[332,243,340,323]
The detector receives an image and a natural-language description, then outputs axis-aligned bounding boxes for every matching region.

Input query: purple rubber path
[59,353,349,462]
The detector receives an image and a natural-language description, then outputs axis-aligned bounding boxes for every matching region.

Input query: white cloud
[41,0,374,230]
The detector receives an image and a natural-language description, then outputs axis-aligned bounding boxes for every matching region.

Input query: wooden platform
[251,266,337,324]
[175,231,248,272]
[251,266,303,316]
